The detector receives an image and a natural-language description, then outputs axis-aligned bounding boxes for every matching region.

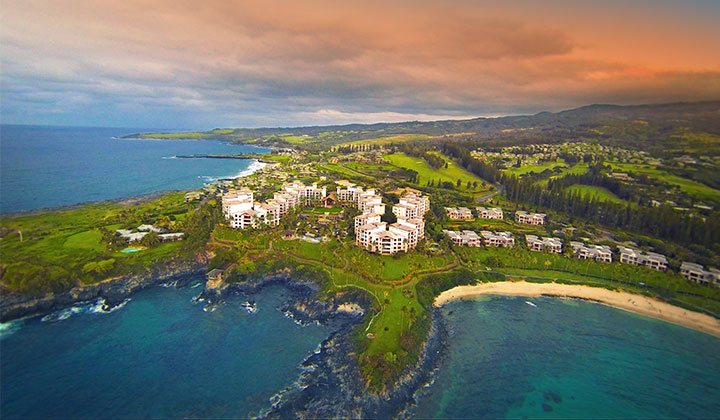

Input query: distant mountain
[126,101,720,153]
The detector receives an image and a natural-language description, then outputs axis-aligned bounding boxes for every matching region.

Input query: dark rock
[542,403,553,412]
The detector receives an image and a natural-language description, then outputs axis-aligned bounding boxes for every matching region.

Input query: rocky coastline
[0,259,205,322]
[200,270,449,418]
[2,263,449,418]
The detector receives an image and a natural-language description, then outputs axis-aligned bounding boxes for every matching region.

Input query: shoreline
[434,281,720,338]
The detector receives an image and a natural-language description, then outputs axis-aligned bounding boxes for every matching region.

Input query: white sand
[434,281,720,337]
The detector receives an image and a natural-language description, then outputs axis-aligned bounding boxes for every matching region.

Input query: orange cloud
[1,0,718,127]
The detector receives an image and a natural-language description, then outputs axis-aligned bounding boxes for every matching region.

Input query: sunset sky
[1,0,719,129]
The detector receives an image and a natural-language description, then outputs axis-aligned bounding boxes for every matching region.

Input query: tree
[141,231,160,247]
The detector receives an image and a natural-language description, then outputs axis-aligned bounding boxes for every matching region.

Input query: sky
[1,0,719,129]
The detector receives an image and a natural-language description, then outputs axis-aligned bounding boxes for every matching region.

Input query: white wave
[199,159,268,183]
[40,298,130,322]
[0,319,24,340]
[190,282,203,289]
[161,156,177,159]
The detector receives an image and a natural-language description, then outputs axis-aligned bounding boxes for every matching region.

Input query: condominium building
[515,211,547,225]
[444,230,482,247]
[283,181,326,206]
[570,241,613,262]
[399,193,430,216]
[445,207,474,220]
[680,262,720,286]
[354,212,382,231]
[618,247,668,271]
[526,235,563,253]
[223,181,323,229]
[336,182,364,202]
[476,207,504,220]
[480,231,515,247]
[355,191,429,255]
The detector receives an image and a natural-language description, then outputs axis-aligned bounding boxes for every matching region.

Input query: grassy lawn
[565,184,628,204]
[0,191,194,293]
[279,134,316,145]
[384,152,488,191]
[502,158,567,176]
[341,134,433,148]
[608,162,720,202]
[319,163,373,180]
[307,206,343,214]
[535,162,590,187]
[63,230,104,251]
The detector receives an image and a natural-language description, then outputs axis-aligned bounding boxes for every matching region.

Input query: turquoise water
[0,125,268,213]
[120,247,144,253]
[413,296,720,418]
[0,282,333,418]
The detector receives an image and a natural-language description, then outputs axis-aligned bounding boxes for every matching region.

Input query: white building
[445,207,473,220]
[680,262,720,286]
[444,230,482,247]
[618,247,668,271]
[355,191,429,255]
[526,235,563,253]
[476,207,503,220]
[223,181,324,229]
[355,213,382,231]
[570,241,613,262]
[480,231,515,247]
[515,211,547,225]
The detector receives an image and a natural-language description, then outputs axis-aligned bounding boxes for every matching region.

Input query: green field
[608,162,720,202]
[535,162,590,187]
[341,134,433,148]
[565,184,628,204]
[0,192,195,293]
[384,152,488,191]
[502,158,567,176]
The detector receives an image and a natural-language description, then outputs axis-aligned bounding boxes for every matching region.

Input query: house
[320,192,337,208]
[206,269,224,284]
[116,229,148,242]
[515,211,546,225]
[526,235,563,253]
[444,230,481,247]
[681,262,720,286]
[618,247,668,271]
[137,224,162,233]
[570,241,612,262]
[480,231,515,247]
[445,207,473,220]
[159,232,185,242]
[476,207,503,220]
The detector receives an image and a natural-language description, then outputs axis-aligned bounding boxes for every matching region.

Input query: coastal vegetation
[4,101,720,395]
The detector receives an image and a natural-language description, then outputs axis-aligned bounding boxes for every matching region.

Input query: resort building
[680,262,720,286]
[336,182,365,202]
[223,181,324,229]
[525,235,563,253]
[515,211,547,225]
[399,193,430,216]
[445,207,474,220]
[476,207,504,220]
[354,191,429,255]
[354,212,382,231]
[618,247,668,271]
[570,241,613,262]
[444,230,482,247]
[480,231,515,247]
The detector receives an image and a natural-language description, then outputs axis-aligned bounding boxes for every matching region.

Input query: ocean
[412,296,720,418]
[0,125,268,213]
[0,282,334,418]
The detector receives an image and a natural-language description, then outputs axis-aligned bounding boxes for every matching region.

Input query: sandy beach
[434,281,720,337]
